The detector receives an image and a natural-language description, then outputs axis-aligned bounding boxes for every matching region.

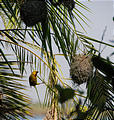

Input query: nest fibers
[53,0,75,11]
[63,0,75,11]
[20,0,47,27]
[70,54,93,85]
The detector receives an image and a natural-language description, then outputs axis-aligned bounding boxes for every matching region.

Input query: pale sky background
[0,0,114,103]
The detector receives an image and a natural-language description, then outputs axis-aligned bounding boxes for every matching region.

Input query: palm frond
[84,68,114,120]
[0,56,30,120]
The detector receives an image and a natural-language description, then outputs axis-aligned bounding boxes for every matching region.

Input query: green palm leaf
[0,57,30,120]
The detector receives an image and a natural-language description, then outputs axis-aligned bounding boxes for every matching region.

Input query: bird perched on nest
[29,71,39,86]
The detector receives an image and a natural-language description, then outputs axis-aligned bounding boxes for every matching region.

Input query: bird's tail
[34,86,41,106]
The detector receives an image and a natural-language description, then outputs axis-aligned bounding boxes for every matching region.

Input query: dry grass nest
[70,54,94,85]
[20,0,47,26]
[62,0,75,10]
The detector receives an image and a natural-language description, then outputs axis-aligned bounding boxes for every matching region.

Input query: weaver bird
[29,71,41,105]
[29,71,38,87]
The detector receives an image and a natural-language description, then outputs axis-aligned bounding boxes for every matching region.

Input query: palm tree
[0,0,113,120]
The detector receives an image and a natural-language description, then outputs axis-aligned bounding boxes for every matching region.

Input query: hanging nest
[17,0,25,5]
[70,54,94,85]
[20,0,47,26]
[50,0,75,11]
[62,0,75,11]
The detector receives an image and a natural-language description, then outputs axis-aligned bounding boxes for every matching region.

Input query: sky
[0,0,114,103]
[76,0,114,58]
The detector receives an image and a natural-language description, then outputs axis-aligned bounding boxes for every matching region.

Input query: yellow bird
[29,71,41,105]
[29,71,38,87]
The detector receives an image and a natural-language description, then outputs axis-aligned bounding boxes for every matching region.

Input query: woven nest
[62,0,75,10]
[51,0,75,11]
[70,54,93,85]
[20,0,47,26]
